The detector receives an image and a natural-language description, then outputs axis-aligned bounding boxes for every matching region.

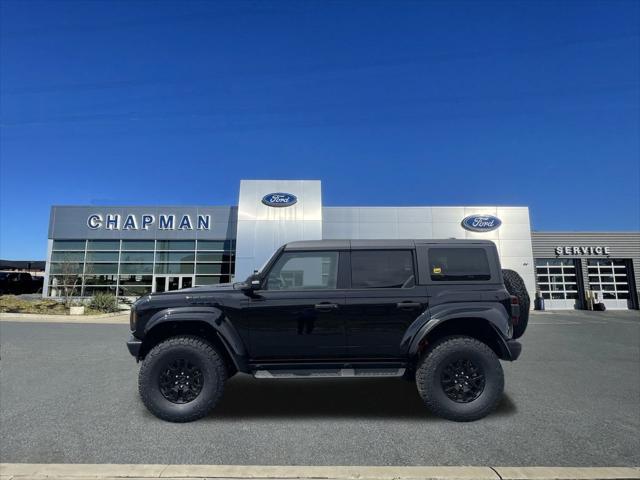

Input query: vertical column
[580,258,589,309]
[42,239,53,298]
[234,180,323,281]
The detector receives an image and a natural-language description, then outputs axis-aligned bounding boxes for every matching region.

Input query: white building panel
[321,203,536,303]
[432,222,467,239]
[358,222,400,239]
[432,207,466,223]
[358,207,397,223]
[397,207,433,223]
[397,222,434,238]
[235,180,322,280]
[323,207,360,223]
[323,222,360,239]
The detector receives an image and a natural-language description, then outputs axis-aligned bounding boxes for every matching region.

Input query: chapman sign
[555,246,611,256]
[87,213,211,231]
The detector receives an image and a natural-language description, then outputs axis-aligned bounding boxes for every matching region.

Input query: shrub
[89,293,119,313]
[0,295,67,314]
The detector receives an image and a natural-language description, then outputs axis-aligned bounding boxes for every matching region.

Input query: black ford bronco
[127,239,529,422]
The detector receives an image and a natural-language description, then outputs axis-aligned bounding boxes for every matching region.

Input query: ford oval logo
[261,192,298,207]
[461,214,502,232]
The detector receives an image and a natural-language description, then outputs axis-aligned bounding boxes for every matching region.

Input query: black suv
[127,239,529,423]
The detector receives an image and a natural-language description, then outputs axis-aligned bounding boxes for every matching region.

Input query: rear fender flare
[145,306,248,371]
[403,302,512,358]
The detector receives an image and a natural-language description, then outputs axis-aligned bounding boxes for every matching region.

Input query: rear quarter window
[428,248,491,281]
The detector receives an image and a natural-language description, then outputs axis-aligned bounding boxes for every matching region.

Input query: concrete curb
[1,464,638,480]
[495,467,640,479]
[0,312,129,324]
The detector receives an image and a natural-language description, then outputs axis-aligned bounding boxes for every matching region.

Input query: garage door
[587,259,631,310]
[536,258,580,310]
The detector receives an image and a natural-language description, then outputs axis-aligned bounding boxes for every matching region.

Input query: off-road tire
[416,336,504,421]
[502,268,530,339]
[138,335,226,422]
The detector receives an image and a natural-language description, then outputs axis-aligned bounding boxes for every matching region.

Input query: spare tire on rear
[502,269,530,339]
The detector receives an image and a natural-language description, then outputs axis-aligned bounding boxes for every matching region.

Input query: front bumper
[126,336,142,358]
[505,339,522,361]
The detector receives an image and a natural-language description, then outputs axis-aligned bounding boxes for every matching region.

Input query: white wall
[234,180,323,280]
[323,206,536,302]
[234,180,535,302]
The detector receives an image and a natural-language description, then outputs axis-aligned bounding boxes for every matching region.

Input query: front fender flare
[144,306,249,371]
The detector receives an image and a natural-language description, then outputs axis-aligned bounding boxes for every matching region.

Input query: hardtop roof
[283,239,496,250]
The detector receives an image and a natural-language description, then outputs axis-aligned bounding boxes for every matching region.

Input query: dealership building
[44,180,640,311]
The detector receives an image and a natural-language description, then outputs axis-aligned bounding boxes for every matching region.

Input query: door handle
[314,302,339,312]
[396,301,422,310]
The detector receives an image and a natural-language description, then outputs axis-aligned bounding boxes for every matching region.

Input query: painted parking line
[1,464,639,480]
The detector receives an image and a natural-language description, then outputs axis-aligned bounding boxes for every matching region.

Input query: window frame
[347,249,417,290]
[262,250,345,291]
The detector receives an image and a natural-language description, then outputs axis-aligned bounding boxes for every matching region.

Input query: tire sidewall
[419,338,504,421]
[141,343,222,420]
[502,269,530,339]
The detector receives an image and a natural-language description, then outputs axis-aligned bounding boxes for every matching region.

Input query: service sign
[461,214,502,232]
[261,193,298,207]
[555,246,611,256]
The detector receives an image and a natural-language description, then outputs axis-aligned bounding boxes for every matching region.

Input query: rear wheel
[502,269,530,339]
[138,335,226,422]
[416,336,504,421]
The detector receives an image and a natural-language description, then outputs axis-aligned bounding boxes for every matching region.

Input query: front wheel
[138,335,227,422]
[416,336,504,421]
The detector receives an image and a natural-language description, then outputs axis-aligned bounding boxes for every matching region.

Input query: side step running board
[253,367,406,379]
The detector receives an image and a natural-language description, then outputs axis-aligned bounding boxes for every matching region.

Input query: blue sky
[1,0,638,260]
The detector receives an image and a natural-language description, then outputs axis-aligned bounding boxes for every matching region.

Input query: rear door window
[428,248,491,281]
[351,250,415,288]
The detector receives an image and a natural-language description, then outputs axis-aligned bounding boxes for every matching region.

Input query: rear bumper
[126,336,142,358]
[505,339,522,361]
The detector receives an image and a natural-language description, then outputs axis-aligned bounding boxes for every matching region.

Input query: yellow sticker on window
[433,267,442,274]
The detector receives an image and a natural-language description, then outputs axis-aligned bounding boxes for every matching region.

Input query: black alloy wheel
[158,358,204,404]
[440,358,485,403]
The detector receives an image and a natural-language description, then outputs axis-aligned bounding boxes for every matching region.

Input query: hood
[147,282,238,298]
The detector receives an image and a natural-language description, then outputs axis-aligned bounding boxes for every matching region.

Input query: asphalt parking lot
[0,310,638,467]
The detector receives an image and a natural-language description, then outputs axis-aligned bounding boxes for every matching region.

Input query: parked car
[126,239,529,423]
[0,271,42,295]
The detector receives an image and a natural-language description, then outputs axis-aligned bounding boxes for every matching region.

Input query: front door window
[265,251,339,290]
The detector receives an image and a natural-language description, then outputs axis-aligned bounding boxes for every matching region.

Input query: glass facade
[48,239,235,297]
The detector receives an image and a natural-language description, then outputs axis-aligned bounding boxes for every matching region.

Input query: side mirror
[242,273,262,292]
